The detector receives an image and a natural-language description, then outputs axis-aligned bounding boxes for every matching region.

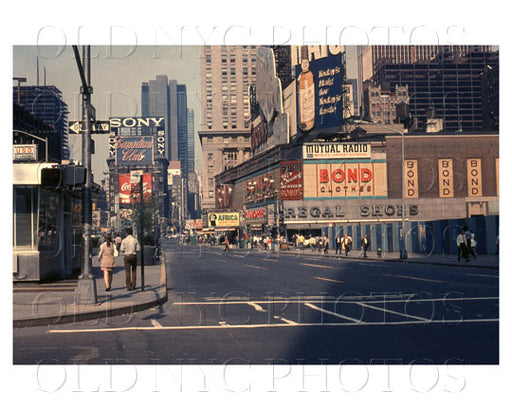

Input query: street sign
[68,120,110,134]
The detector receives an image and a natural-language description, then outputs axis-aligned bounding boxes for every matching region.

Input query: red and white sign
[119,173,152,204]
[13,144,37,161]
[280,160,303,200]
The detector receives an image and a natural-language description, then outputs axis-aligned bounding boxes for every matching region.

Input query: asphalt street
[13,242,499,365]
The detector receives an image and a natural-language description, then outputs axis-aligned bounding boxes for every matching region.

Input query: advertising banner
[438,159,453,198]
[467,158,482,197]
[303,142,371,159]
[404,159,419,199]
[115,136,154,166]
[296,47,344,133]
[280,160,303,200]
[207,212,240,228]
[119,173,152,204]
[244,207,267,224]
[109,116,165,159]
[303,161,387,199]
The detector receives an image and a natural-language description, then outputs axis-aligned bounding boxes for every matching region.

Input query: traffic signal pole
[73,45,97,304]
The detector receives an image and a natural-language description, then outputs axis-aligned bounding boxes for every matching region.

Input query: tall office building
[187,108,195,174]
[370,49,499,131]
[141,75,178,162]
[14,85,69,162]
[199,45,257,210]
[356,45,495,119]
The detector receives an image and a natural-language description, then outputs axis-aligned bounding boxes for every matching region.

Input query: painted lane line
[218,321,230,327]
[304,303,363,323]
[313,276,344,284]
[276,316,298,325]
[48,317,499,334]
[150,319,163,328]
[247,302,266,312]
[300,263,334,269]
[382,273,443,284]
[262,258,279,262]
[356,302,429,322]
[245,265,267,270]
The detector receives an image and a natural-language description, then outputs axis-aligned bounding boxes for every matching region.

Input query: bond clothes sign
[115,136,154,166]
[280,160,303,200]
[207,212,240,228]
[303,143,371,159]
[303,161,387,199]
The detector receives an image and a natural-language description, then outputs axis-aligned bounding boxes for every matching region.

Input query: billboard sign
[303,160,388,199]
[303,142,371,159]
[109,117,165,159]
[207,212,240,228]
[115,136,154,166]
[295,46,344,134]
[280,160,303,200]
[119,173,152,204]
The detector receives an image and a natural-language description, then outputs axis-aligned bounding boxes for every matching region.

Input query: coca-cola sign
[119,173,152,204]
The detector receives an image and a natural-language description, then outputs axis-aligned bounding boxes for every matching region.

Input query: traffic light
[40,167,63,190]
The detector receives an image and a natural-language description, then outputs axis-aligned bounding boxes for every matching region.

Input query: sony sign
[109,117,164,128]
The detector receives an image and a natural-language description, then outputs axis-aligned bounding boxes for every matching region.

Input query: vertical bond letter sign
[467,158,482,197]
[404,160,418,198]
[438,159,454,198]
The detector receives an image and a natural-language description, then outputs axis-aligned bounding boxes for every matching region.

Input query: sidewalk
[229,245,500,270]
[13,255,167,328]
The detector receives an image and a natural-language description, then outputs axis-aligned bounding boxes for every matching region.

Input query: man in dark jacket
[361,234,370,258]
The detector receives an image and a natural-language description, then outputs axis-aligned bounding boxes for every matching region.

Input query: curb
[13,256,168,329]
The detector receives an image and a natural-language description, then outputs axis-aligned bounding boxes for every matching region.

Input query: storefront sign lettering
[284,204,418,219]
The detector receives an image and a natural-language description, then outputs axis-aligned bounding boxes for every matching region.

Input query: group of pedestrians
[335,234,358,257]
[456,226,477,262]
[97,228,141,292]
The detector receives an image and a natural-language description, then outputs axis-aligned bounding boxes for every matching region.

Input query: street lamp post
[354,121,408,259]
[73,45,98,304]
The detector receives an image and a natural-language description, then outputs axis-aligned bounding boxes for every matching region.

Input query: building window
[207,153,213,160]
[208,178,214,186]
[208,191,214,198]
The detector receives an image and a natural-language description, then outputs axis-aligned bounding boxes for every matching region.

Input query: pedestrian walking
[223,236,230,252]
[114,234,122,253]
[323,235,329,255]
[97,234,118,291]
[335,233,342,255]
[464,227,476,259]
[120,227,140,291]
[456,229,469,262]
[343,234,352,256]
[361,234,370,258]
[470,230,477,259]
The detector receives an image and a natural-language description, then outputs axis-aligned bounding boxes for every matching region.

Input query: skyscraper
[199,45,257,210]
[14,85,69,162]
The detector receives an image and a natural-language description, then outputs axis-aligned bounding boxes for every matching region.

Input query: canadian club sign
[115,136,154,166]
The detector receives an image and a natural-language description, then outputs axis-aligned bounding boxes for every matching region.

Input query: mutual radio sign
[303,142,371,159]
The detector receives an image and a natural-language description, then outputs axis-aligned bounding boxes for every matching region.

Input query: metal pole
[400,130,408,259]
[140,174,145,291]
[75,45,97,304]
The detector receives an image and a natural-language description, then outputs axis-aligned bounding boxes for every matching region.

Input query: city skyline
[12,45,203,179]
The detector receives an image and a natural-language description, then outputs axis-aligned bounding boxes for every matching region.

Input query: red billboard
[119,173,152,204]
[280,160,303,200]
